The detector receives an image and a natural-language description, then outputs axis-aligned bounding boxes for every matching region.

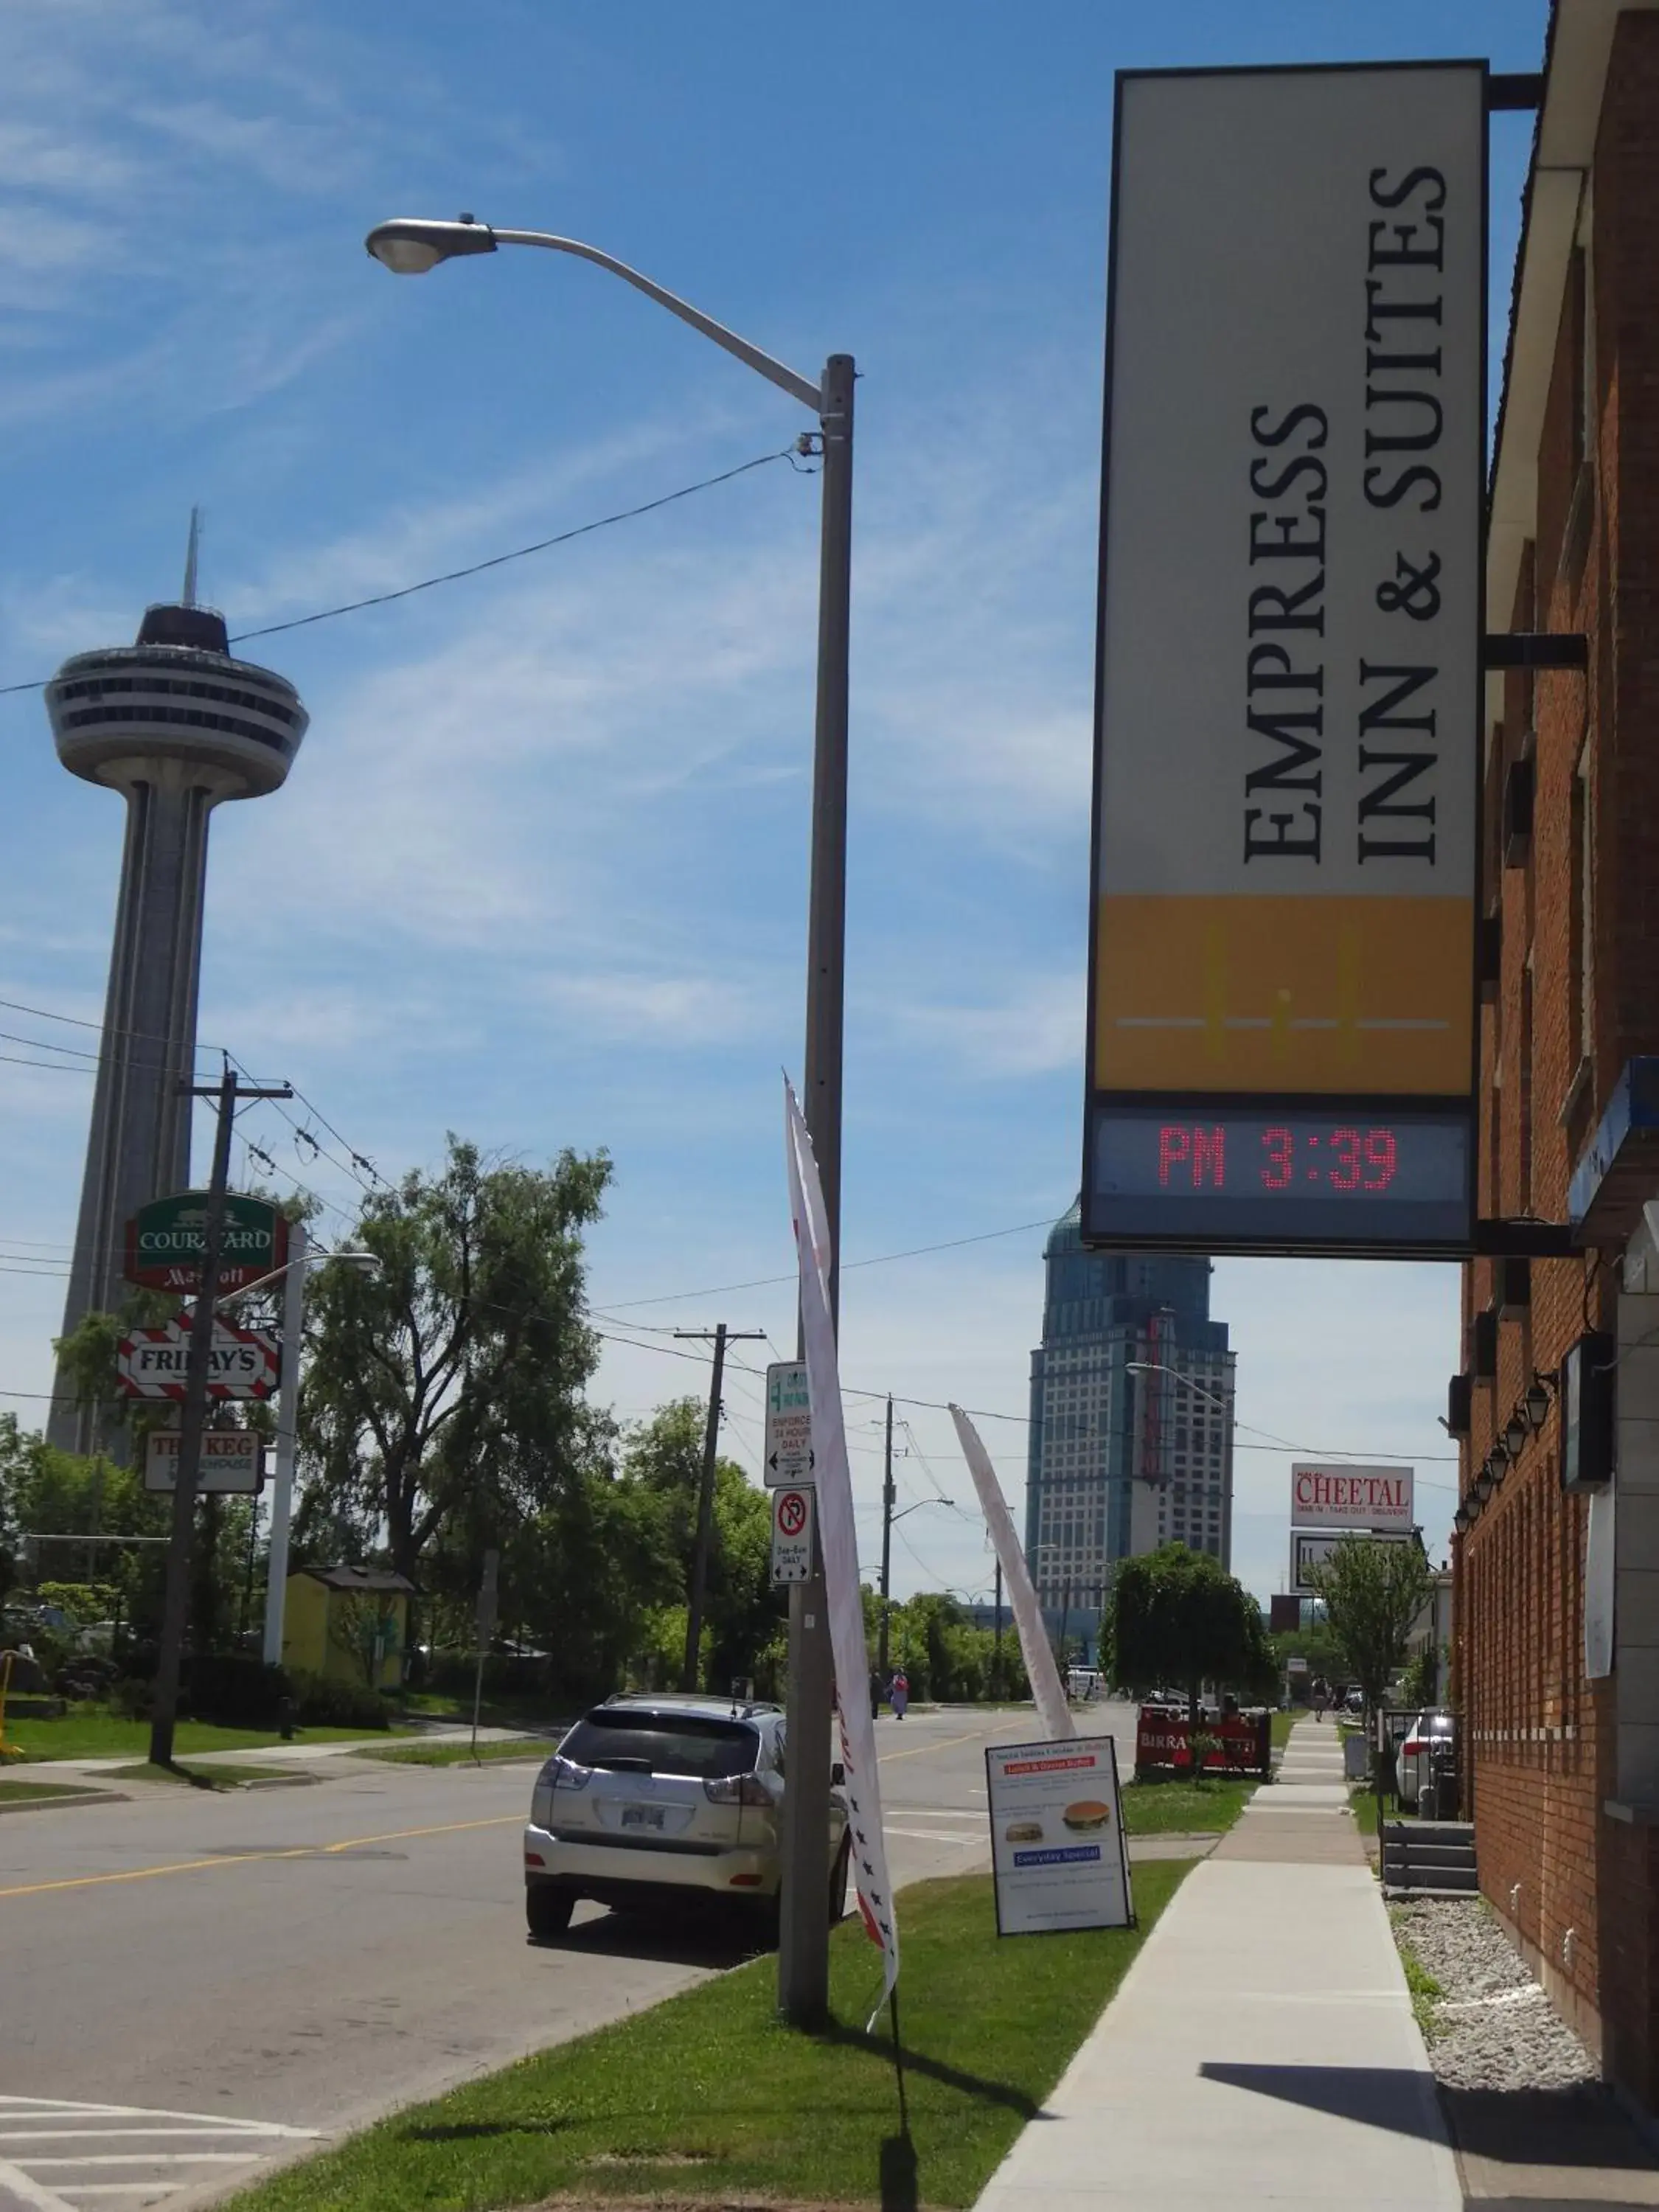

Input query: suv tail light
[703,1774,773,1808]
[551,1755,594,1791]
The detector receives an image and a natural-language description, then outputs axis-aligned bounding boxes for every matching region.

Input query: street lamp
[240,1234,381,1669]
[364,214,854,2027]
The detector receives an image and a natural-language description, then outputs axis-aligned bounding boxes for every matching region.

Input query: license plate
[621,1805,664,1831]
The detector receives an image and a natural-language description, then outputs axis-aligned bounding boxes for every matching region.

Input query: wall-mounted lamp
[1525,1371,1556,1431]
[1504,1411,1529,1458]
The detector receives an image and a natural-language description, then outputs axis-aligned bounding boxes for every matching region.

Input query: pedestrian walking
[869,1667,883,1719]
[1312,1677,1328,1722]
[890,1668,909,1720]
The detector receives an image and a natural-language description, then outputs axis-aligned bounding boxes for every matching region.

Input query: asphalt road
[0,1705,1041,2211]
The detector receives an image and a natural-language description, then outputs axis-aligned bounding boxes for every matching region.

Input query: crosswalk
[0,2096,318,2211]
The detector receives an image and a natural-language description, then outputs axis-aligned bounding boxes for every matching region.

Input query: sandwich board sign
[144,1427,262,1495]
[986,1735,1133,1935]
[770,1485,815,1586]
[764,1360,814,1488]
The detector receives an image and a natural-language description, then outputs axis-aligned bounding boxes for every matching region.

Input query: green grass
[1270,1709,1298,1747]
[357,1736,551,1767]
[225,1863,1193,2212]
[1119,1777,1255,1835]
[105,1760,299,1790]
[1349,1784,1382,1837]
[1388,1910,1444,2039]
[4,1714,397,1763]
[0,1777,103,1806]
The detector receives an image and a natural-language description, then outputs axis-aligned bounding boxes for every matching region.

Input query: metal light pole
[262,1220,307,1667]
[364,218,855,2026]
[877,1394,896,1683]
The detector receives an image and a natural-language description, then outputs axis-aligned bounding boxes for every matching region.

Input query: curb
[0,1789,131,1815]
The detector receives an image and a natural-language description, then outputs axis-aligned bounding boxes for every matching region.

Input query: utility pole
[877,1394,896,1682]
[779,350,855,2031]
[994,1558,1004,1656]
[148,1064,291,1768]
[674,1325,765,1690]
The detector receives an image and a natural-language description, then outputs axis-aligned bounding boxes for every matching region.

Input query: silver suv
[523,1693,850,1940]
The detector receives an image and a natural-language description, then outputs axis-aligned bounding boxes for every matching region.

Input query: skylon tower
[45,526,307,1451]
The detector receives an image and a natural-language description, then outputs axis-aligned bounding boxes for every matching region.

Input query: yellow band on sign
[1095,894,1472,1095]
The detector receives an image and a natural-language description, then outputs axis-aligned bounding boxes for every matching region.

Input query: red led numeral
[1260,1127,1293,1189]
[1363,1128,1398,1189]
[1329,1127,1363,1189]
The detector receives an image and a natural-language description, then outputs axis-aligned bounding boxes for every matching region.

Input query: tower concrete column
[44,585,307,1453]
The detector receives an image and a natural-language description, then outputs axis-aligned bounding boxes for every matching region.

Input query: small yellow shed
[283,1565,414,1690]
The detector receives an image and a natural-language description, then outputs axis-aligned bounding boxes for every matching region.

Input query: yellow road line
[0,1814,521,1902]
[877,1717,1032,1766]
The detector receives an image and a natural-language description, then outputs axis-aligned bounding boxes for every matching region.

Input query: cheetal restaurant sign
[1290,1461,1415,1534]
[1084,63,1486,1256]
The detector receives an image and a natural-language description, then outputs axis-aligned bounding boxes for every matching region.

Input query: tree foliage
[1107,1543,1276,1718]
[296,1135,611,1582]
[1305,1534,1433,1720]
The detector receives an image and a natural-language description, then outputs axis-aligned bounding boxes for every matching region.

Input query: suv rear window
[561,1709,761,1780]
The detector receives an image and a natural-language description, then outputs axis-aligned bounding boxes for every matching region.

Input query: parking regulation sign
[771,1485,815,1585]
[764,1360,814,1488]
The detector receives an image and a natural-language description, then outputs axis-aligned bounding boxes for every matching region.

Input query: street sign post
[117,1315,281,1400]
[125,1191,288,1294]
[765,1361,814,1487]
[771,1486,815,1585]
[144,1428,262,1495]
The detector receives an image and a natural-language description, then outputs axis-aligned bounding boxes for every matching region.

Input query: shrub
[287,1669,393,1731]
[183,1654,292,1730]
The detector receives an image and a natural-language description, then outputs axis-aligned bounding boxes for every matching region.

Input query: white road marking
[0,2100,316,2212]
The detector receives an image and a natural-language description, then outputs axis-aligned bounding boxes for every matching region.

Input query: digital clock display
[1086,1105,1471,1252]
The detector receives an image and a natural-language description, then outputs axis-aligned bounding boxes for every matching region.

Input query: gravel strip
[1391,1896,1596,2091]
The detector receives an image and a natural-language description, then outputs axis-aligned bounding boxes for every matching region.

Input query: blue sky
[0,1,1548,1604]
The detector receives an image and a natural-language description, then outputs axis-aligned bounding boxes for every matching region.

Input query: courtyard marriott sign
[1084,63,1485,1257]
[125,1191,288,1295]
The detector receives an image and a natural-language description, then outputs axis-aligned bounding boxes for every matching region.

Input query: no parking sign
[770,1486,815,1585]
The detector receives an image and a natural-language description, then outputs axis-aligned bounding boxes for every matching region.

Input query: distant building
[44,530,307,1453]
[1026,1201,1236,1640]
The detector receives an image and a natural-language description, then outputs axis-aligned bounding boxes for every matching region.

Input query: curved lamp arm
[365,216,824,415]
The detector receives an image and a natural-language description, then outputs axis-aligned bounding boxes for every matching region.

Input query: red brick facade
[1457,8,1659,2103]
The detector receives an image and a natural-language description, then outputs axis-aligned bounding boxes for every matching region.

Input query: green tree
[296,1135,611,1587]
[0,1416,172,1640]
[616,1400,783,1690]
[1107,1543,1276,1722]
[1305,1534,1433,1727]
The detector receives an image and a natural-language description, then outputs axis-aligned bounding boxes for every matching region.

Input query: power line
[0,446,800,695]
[591,1215,1060,1312]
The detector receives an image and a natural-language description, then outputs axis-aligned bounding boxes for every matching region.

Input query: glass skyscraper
[1026,1201,1236,1630]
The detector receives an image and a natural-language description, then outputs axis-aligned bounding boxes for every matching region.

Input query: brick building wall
[1456,7,1659,2103]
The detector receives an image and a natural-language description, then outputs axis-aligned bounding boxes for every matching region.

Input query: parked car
[523,1693,850,1941]
[1397,1709,1457,1809]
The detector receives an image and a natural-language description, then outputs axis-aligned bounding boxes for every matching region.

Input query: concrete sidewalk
[974,1718,1461,2211]
[10,1722,541,1782]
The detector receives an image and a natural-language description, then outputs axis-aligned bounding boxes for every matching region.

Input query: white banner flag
[785,1077,898,2023]
[950,1405,1076,1745]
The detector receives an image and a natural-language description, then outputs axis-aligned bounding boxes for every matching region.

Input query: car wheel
[526,1883,575,1941]
[828,1835,851,1926]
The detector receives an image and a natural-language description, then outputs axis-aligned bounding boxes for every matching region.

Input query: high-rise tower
[1026,1202,1236,1641]
[45,534,307,1452]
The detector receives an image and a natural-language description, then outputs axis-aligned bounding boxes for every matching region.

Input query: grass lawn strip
[1119,1778,1254,1835]
[1388,1907,1445,2041]
[224,1861,1193,2212]
[106,1760,302,1790]
[0,1777,107,1806]
[358,1736,551,1767]
[6,1714,403,1762]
